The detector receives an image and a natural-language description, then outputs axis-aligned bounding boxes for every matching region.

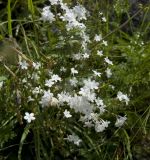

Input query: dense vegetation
[0,0,150,159]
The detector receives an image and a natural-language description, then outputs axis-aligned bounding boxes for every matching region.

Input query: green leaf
[0,76,7,82]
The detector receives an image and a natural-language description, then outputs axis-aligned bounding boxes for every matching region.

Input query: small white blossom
[45,79,55,88]
[72,5,87,21]
[104,57,113,65]
[115,115,127,127]
[32,62,41,70]
[41,6,55,23]
[49,0,60,5]
[27,96,34,102]
[64,109,72,118]
[82,53,89,59]
[97,50,103,56]
[60,67,67,72]
[51,74,61,82]
[117,91,129,105]
[102,17,106,22]
[71,68,78,76]
[32,86,42,95]
[0,81,3,89]
[93,70,101,77]
[69,77,78,87]
[65,133,82,146]
[95,120,110,132]
[24,112,35,123]
[102,40,108,46]
[40,90,53,107]
[19,60,29,70]
[105,68,112,78]
[83,78,99,90]
[94,34,102,42]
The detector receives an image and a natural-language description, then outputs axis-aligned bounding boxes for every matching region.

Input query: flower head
[24,112,35,123]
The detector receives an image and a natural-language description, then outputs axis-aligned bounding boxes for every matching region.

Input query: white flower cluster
[16,0,131,144]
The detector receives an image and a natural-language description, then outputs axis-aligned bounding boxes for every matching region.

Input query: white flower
[40,90,53,107]
[102,40,108,46]
[115,115,127,127]
[104,57,113,65]
[19,60,29,70]
[68,95,93,115]
[60,67,67,72]
[27,96,34,102]
[51,74,61,82]
[93,70,101,77]
[95,120,110,132]
[95,98,104,106]
[49,0,60,5]
[105,68,112,78]
[65,133,82,146]
[41,6,55,23]
[102,17,106,22]
[117,91,129,105]
[82,53,89,59]
[69,77,78,87]
[97,50,103,56]
[94,34,102,42]
[83,78,99,90]
[32,62,41,70]
[0,81,3,89]
[57,91,71,105]
[71,68,78,76]
[72,5,87,21]
[32,86,42,95]
[24,112,35,123]
[64,109,72,118]
[31,73,40,81]
[45,79,55,88]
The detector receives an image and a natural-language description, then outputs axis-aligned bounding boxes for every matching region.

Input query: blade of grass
[7,0,13,37]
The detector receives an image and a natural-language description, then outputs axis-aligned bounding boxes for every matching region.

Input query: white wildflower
[65,133,82,146]
[19,60,29,70]
[49,0,61,5]
[93,70,101,77]
[41,6,55,23]
[40,90,53,107]
[102,17,106,22]
[83,78,99,90]
[0,81,3,89]
[97,50,103,56]
[72,5,87,20]
[115,115,127,127]
[51,74,61,82]
[64,109,72,118]
[95,120,110,132]
[104,57,113,65]
[94,34,102,42]
[69,77,78,87]
[32,62,41,70]
[102,40,108,46]
[24,112,35,123]
[117,91,129,105]
[45,79,55,88]
[71,68,78,76]
[105,68,112,78]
